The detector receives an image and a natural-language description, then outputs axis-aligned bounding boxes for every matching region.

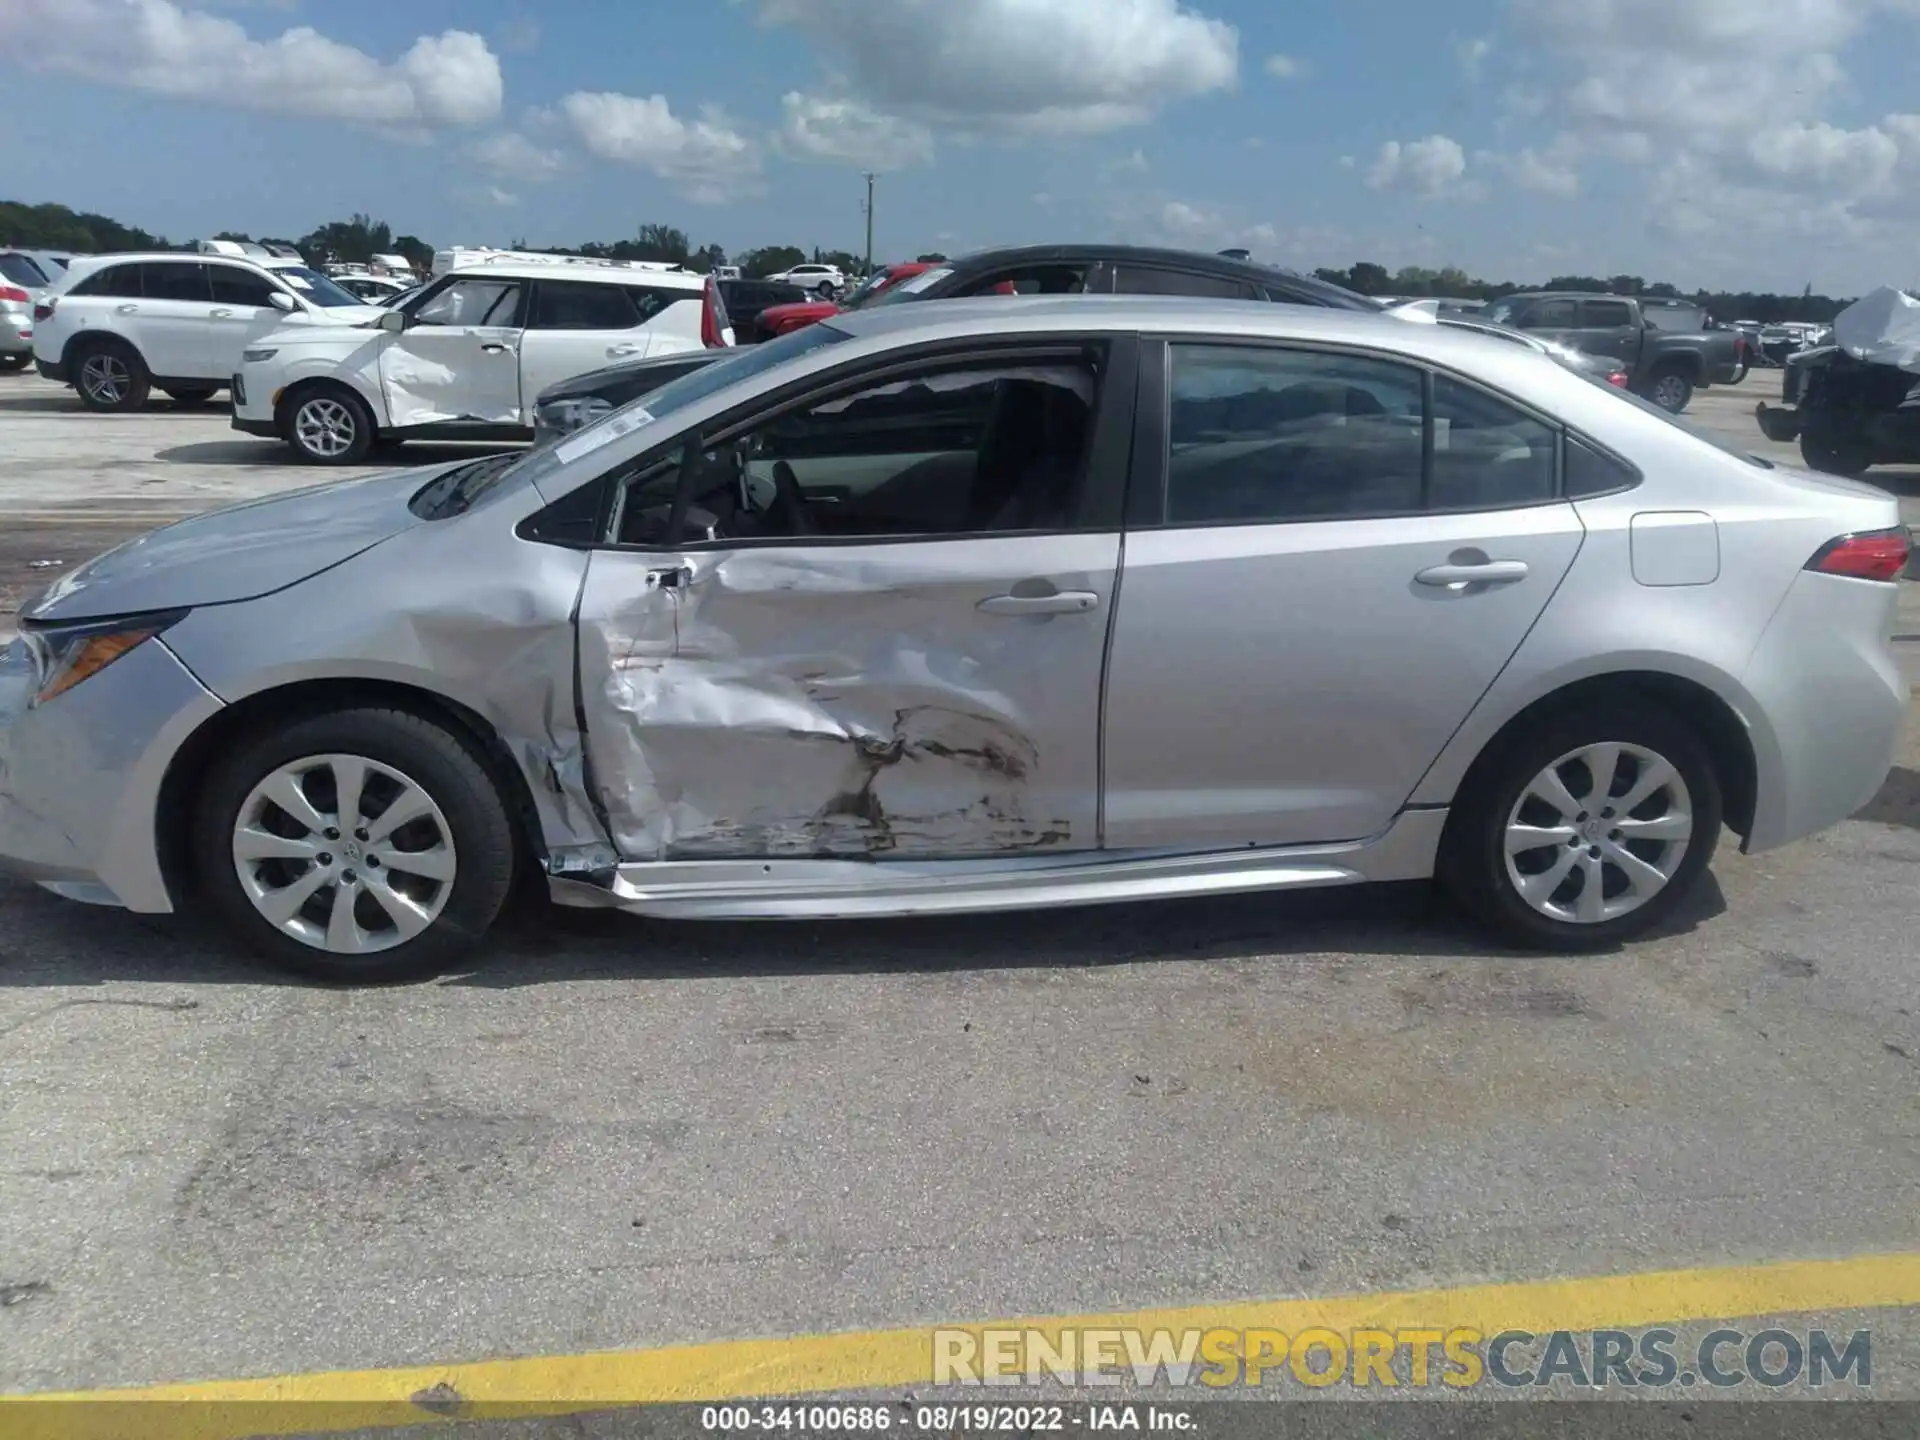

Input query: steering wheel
[769,460,818,536]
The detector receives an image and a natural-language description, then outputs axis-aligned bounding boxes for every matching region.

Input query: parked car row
[3,285,1908,982]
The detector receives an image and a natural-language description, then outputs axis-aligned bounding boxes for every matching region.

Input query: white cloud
[1147,198,1277,253]
[560,91,761,203]
[0,0,502,126]
[777,91,934,170]
[1104,147,1151,176]
[1479,133,1581,195]
[1364,135,1469,196]
[755,0,1237,134]
[469,130,568,180]
[1455,35,1492,80]
[1264,53,1305,79]
[486,185,518,207]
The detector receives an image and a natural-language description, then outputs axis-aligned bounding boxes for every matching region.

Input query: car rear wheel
[282,384,376,465]
[814,282,837,300]
[1800,425,1874,478]
[162,386,217,407]
[1643,370,1694,413]
[72,340,151,412]
[1440,702,1722,952]
[195,708,517,983]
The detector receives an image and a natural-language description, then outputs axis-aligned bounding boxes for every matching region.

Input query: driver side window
[412,278,524,328]
[614,355,1105,546]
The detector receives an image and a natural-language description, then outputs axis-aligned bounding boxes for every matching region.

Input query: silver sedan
[1,297,1909,982]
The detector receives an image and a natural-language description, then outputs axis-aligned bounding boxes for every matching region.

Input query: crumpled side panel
[576,536,1118,861]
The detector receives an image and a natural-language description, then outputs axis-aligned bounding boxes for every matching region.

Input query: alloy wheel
[230,753,458,955]
[1651,375,1689,411]
[294,396,359,459]
[80,352,130,406]
[1502,741,1694,925]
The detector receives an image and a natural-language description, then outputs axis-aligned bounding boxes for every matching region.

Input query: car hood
[265,306,391,342]
[537,350,723,404]
[23,466,433,624]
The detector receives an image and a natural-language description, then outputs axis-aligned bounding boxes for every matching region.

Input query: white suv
[32,253,382,411]
[231,258,735,464]
[767,262,845,298]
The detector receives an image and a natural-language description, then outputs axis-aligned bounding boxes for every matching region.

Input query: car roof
[444,262,706,288]
[936,243,1380,307]
[827,293,1554,367]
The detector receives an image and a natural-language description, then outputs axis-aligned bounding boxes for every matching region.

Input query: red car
[758,261,935,338]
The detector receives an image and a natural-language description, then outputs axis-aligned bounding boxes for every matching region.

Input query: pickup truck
[1480,292,1746,413]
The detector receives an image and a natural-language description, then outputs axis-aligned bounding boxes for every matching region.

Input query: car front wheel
[1643,370,1695,413]
[282,384,377,464]
[195,708,517,983]
[1440,701,1722,951]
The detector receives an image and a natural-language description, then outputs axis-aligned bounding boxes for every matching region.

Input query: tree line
[1,199,1856,321]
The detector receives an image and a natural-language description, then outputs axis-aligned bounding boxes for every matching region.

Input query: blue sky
[3,0,1918,293]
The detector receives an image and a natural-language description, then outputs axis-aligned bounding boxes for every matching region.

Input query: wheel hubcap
[231,753,457,955]
[81,354,129,404]
[295,397,358,458]
[1503,741,1693,925]
[1654,377,1686,409]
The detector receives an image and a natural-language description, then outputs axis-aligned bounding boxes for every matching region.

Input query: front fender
[269,348,389,426]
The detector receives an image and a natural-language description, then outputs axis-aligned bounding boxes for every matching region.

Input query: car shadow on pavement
[154,440,521,467]
[0,868,1730,990]
[1855,765,1920,831]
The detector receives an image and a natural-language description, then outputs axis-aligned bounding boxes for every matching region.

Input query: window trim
[1137,333,1639,530]
[543,334,1139,553]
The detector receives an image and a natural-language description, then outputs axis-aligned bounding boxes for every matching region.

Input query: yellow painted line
[5,1252,1920,1438]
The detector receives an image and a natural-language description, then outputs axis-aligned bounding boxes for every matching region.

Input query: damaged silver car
[1,297,1909,982]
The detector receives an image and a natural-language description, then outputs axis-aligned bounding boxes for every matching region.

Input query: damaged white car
[2,297,1909,982]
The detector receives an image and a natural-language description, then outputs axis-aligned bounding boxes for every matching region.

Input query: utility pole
[861,171,875,275]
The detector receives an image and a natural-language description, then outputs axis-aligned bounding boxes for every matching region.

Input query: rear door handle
[978,590,1101,615]
[481,342,514,354]
[1415,560,1530,588]
[210,308,234,318]
[114,304,139,314]
[606,343,642,357]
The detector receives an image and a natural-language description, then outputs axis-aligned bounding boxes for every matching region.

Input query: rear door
[1569,298,1640,366]
[129,261,221,379]
[1512,296,1578,347]
[1101,340,1585,850]
[380,275,524,427]
[569,336,1137,861]
[519,279,648,416]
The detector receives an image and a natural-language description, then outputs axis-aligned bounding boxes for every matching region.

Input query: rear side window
[1564,435,1641,496]
[627,287,695,325]
[1581,300,1634,327]
[141,262,211,302]
[1166,345,1424,523]
[532,280,641,330]
[1111,266,1255,300]
[1526,299,1576,327]
[956,265,1092,298]
[1428,375,1557,510]
[209,266,284,307]
[0,253,48,287]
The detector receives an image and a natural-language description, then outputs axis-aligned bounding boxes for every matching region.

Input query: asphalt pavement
[2,367,1919,1426]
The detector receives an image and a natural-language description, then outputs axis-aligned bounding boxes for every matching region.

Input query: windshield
[273,265,367,309]
[841,271,895,308]
[871,265,952,306]
[426,323,854,516]
[1483,299,1521,325]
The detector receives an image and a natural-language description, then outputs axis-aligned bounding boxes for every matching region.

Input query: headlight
[22,610,187,707]
[537,395,612,435]
[242,348,278,363]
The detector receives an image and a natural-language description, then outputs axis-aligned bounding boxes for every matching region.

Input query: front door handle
[606,343,643,357]
[114,304,139,314]
[978,590,1101,615]
[1415,560,1530,588]
[481,342,514,354]
[211,308,234,318]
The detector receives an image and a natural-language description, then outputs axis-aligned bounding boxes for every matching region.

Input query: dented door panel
[576,534,1118,861]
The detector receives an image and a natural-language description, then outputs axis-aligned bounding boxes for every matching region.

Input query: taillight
[700,276,734,348]
[1806,527,1912,583]
[33,300,55,323]
[1607,371,1629,387]
[0,284,29,304]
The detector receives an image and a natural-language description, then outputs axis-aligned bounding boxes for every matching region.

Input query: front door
[380,275,524,427]
[1102,341,1585,850]
[1570,298,1641,366]
[572,341,1133,861]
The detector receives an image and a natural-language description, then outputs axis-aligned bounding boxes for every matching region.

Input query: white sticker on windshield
[554,407,655,466]
[283,274,313,290]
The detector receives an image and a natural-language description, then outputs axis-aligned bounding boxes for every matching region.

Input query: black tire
[71,338,151,412]
[162,386,217,407]
[1439,700,1723,952]
[279,382,376,465]
[814,282,837,300]
[1800,426,1873,478]
[0,353,29,372]
[194,707,517,983]
[1641,369,1694,414]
